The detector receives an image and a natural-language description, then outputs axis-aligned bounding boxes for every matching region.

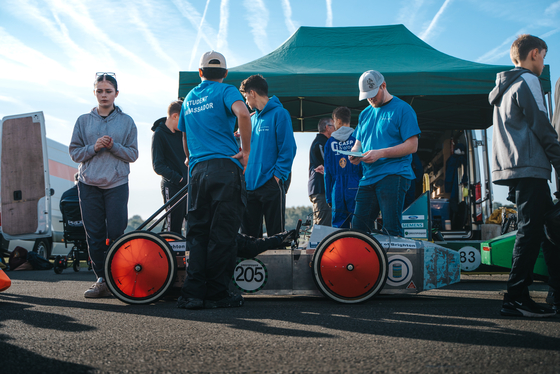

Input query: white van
[0,112,78,259]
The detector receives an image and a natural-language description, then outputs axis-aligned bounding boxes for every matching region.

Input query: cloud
[1,0,102,80]
[217,0,230,51]
[326,0,333,27]
[545,1,560,17]
[128,1,181,71]
[281,0,297,34]
[540,27,560,39]
[0,27,71,84]
[475,30,525,64]
[37,0,175,88]
[419,0,453,42]
[187,0,212,70]
[171,0,240,67]
[0,95,24,105]
[397,0,425,28]
[243,0,270,54]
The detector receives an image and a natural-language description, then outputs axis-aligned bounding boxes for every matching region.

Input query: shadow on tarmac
[0,298,95,373]
[2,289,559,352]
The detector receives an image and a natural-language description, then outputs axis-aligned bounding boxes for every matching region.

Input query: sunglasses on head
[96,72,116,78]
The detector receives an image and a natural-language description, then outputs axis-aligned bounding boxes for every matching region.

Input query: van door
[0,112,52,241]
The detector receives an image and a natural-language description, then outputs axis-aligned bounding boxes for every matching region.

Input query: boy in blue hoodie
[239,75,297,238]
[324,107,362,228]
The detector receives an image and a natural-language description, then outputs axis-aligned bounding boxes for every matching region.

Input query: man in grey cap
[349,70,421,236]
[177,51,252,310]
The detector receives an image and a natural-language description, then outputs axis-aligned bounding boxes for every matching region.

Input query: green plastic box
[481,231,549,276]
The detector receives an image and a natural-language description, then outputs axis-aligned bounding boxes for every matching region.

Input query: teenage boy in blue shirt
[239,74,297,238]
[349,70,420,236]
[177,51,252,310]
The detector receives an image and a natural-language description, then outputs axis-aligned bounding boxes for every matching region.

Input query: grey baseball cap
[359,70,384,100]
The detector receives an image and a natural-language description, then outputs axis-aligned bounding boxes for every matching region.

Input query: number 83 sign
[232,258,268,293]
[458,246,481,272]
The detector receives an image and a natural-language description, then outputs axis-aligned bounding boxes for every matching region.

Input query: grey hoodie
[331,126,355,142]
[69,106,138,189]
[488,67,560,184]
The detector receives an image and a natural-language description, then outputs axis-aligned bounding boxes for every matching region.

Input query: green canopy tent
[178,24,551,133]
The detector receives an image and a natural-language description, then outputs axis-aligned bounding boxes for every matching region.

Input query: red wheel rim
[109,238,170,298]
[318,237,381,298]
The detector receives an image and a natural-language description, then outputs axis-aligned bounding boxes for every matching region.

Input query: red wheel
[312,230,388,303]
[105,231,176,304]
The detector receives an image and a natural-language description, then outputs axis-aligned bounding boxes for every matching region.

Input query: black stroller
[53,198,91,274]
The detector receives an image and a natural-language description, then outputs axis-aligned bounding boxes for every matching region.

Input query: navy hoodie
[151,117,188,187]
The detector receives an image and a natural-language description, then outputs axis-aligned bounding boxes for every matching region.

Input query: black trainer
[546,290,559,312]
[500,293,556,318]
[177,296,204,310]
[204,292,244,309]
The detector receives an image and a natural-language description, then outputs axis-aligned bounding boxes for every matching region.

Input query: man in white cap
[177,51,252,310]
[349,70,420,236]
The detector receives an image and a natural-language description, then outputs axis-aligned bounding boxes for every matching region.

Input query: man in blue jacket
[239,75,297,237]
[324,107,362,228]
[489,34,560,317]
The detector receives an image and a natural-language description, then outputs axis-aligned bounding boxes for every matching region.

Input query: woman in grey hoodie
[69,73,138,298]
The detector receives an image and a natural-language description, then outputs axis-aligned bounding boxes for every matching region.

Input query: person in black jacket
[151,100,188,235]
[308,118,334,226]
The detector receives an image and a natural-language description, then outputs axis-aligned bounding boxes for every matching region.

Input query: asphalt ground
[1,269,559,374]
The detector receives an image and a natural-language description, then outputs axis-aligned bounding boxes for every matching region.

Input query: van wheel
[33,239,51,259]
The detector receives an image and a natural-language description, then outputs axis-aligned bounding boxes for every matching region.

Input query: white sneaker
[84,277,111,298]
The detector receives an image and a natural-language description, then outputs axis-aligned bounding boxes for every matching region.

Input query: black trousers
[506,178,560,297]
[180,159,246,301]
[241,177,285,238]
[161,181,186,235]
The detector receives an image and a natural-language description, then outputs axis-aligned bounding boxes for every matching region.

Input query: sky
[1,0,560,220]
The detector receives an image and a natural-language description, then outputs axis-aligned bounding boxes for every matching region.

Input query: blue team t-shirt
[354,96,421,186]
[178,80,244,173]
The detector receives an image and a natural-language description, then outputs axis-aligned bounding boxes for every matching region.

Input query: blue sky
[1,0,559,219]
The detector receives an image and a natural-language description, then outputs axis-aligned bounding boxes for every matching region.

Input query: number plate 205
[233,258,268,293]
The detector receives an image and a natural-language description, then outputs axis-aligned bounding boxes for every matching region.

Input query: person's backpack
[8,246,28,270]
[26,251,53,270]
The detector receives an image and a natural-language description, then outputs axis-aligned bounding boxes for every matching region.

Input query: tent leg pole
[299,97,304,132]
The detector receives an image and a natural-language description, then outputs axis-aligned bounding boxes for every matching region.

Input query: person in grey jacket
[69,73,139,298]
[489,34,560,317]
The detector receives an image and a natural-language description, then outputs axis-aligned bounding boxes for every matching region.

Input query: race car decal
[386,255,413,287]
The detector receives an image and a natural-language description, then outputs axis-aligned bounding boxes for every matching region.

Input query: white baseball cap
[359,70,385,101]
[199,51,227,69]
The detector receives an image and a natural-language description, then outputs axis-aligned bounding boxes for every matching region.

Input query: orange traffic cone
[0,268,11,292]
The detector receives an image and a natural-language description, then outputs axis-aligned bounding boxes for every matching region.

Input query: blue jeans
[78,182,129,279]
[351,175,411,236]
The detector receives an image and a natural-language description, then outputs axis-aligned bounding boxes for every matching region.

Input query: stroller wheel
[73,259,80,272]
[53,255,65,274]
[105,231,177,304]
